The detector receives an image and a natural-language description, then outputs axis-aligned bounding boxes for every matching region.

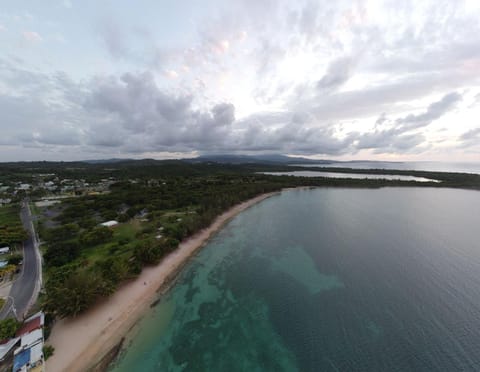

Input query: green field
[80,220,144,264]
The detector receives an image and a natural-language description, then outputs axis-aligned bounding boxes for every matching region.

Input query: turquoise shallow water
[110,187,480,371]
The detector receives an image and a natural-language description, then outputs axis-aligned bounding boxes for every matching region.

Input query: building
[100,220,119,228]
[0,247,10,255]
[13,312,45,372]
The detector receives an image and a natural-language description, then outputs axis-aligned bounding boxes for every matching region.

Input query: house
[0,247,10,255]
[13,312,45,372]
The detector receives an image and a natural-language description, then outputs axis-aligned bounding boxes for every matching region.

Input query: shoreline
[45,190,281,372]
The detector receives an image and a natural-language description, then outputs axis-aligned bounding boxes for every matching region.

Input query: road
[0,200,42,320]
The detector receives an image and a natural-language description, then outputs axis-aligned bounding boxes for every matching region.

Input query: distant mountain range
[186,154,338,164]
[80,155,330,165]
[81,158,134,164]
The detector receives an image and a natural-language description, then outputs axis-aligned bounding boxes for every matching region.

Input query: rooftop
[16,313,44,338]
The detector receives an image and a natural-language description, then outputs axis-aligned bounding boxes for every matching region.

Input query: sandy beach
[45,191,279,372]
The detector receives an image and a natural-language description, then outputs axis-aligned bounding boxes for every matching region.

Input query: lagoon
[261,171,439,182]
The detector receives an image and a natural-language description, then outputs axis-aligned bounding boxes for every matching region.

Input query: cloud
[396,92,462,130]
[356,129,426,154]
[1,0,480,160]
[354,92,462,153]
[460,128,480,141]
[165,69,178,79]
[298,72,470,123]
[22,31,42,42]
[317,56,354,93]
[98,20,129,59]
[0,60,471,159]
[82,71,238,152]
[458,128,480,149]
[76,71,356,155]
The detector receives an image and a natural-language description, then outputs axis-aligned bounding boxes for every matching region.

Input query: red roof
[15,316,41,337]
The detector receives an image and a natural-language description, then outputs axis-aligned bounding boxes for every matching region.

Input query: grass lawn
[114,220,141,241]
[80,219,147,265]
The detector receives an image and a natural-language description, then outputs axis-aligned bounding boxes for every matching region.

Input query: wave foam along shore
[46,191,280,372]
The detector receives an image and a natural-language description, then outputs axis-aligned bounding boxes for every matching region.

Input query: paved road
[0,200,41,320]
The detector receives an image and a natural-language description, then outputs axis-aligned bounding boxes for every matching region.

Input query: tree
[45,269,113,318]
[0,318,19,340]
[80,226,113,246]
[7,253,23,266]
[44,241,80,267]
[43,345,55,360]
[134,240,162,265]
[96,257,131,284]
[78,217,97,229]
[44,224,79,243]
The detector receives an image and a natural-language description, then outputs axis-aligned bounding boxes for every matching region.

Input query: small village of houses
[0,175,116,206]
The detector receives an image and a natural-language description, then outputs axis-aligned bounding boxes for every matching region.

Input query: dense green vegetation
[291,166,480,189]
[43,345,55,360]
[0,159,475,318]
[0,205,27,247]
[0,318,19,340]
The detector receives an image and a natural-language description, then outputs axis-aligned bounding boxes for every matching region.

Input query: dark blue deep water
[111,188,480,371]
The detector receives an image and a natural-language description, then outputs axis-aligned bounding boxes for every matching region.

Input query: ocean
[110,187,480,371]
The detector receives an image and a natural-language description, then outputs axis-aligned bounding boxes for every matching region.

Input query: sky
[0,0,479,162]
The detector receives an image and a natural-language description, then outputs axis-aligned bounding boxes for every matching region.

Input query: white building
[100,220,119,228]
